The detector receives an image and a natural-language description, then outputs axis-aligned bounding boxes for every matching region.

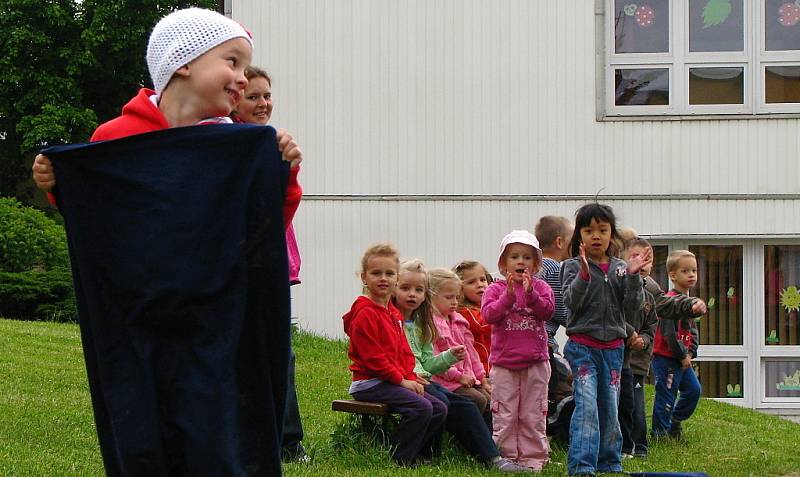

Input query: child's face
[361,255,398,303]
[580,218,612,261]
[502,243,539,278]
[394,271,426,318]
[431,281,460,316]
[460,266,489,306]
[179,37,252,118]
[626,245,653,277]
[236,76,273,124]
[669,256,698,291]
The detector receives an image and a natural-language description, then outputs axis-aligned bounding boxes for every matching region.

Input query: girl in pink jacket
[482,230,555,472]
[428,267,491,415]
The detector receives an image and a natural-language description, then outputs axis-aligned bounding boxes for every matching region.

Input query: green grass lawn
[1,319,799,476]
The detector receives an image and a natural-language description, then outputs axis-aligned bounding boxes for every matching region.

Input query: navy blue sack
[46,124,290,477]
[628,472,711,476]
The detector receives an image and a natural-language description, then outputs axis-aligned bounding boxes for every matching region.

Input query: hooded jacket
[653,289,702,360]
[561,256,644,342]
[431,311,486,390]
[481,278,554,368]
[49,88,302,227]
[343,296,417,385]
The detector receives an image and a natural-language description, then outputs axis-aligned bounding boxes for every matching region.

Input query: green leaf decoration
[708,297,716,309]
[780,286,800,313]
[767,329,780,343]
[726,383,742,397]
[703,0,732,28]
[727,287,735,298]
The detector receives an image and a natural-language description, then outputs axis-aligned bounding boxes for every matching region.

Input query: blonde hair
[615,227,639,257]
[396,259,437,343]
[360,242,399,273]
[428,267,461,296]
[666,250,696,272]
[535,216,572,249]
[452,260,491,307]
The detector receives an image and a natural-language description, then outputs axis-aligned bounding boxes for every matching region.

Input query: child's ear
[174,64,191,78]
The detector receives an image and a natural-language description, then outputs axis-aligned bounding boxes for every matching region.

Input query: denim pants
[651,355,701,436]
[564,340,624,476]
[631,373,648,455]
[352,382,447,465]
[618,367,635,455]
[424,382,499,463]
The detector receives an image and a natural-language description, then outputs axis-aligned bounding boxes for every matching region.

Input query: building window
[764,245,800,346]
[764,360,800,398]
[697,360,745,398]
[690,244,743,346]
[605,0,800,116]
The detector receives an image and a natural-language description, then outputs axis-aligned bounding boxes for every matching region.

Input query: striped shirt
[540,257,567,350]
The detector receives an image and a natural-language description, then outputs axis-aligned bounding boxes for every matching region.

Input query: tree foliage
[0,0,217,201]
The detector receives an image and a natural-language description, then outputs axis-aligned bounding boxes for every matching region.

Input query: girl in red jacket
[453,260,493,374]
[343,243,447,467]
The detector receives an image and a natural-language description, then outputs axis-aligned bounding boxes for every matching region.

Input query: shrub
[0,197,69,272]
[0,198,76,321]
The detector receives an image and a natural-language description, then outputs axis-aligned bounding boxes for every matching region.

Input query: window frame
[603,0,800,118]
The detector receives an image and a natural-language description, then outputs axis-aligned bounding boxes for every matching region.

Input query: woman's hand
[276,128,303,169]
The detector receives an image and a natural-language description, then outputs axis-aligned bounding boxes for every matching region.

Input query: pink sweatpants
[490,361,551,470]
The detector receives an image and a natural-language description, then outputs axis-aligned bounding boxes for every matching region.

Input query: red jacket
[457,305,491,373]
[343,296,417,384]
[50,88,302,226]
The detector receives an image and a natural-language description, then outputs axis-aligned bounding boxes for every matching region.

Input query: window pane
[689,245,743,345]
[615,68,670,105]
[689,0,744,52]
[765,360,800,398]
[615,0,670,53]
[689,67,744,104]
[651,245,670,290]
[764,245,800,345]
[696,361,744,398]
[765,66,800,103]
[766,0,800,51]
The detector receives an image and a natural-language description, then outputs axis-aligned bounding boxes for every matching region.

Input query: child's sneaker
[490,457,530,473]
[621,452,635,460]
[668,419,683,440]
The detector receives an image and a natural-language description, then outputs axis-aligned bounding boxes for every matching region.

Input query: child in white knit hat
[481,230,555,471]
[32,7,303,226]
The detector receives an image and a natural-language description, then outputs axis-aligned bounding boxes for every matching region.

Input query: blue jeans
[564,340,624,475]
[651,355,701,436]
[424,382,499,463]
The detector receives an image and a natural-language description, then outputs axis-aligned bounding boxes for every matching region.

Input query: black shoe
[668,420,683,440]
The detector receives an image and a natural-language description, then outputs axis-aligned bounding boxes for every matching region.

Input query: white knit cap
[146,8,253,95]
[498,230,541,271]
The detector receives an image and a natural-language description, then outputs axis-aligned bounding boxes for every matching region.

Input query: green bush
[0,197,69,272]
[0,269,77,322]
[0,198,76,321]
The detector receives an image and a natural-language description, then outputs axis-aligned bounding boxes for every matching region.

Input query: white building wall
[230,0,800,337]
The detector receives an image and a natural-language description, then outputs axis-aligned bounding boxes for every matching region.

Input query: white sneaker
[492,458,531,473]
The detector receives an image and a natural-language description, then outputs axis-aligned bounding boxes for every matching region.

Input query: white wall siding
[292,198,800,338]
[233,0,800,199]
[231,0,800,336]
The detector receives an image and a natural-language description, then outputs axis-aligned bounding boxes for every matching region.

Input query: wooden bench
[332,399,394,438]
